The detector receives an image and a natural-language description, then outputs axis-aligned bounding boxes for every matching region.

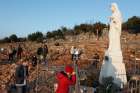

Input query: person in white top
[70,46,76,60]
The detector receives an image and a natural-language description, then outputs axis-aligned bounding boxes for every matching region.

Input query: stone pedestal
[99,51,127,87]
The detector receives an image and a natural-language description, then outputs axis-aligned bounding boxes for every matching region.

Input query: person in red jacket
[56,65,76,93]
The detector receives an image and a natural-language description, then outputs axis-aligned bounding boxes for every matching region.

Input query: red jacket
[56,71,76,93]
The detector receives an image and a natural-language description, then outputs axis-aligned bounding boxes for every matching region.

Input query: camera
[73,49,80,61]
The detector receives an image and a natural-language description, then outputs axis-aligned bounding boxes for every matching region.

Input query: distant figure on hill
[17,44,23,59]
[92,53,100,68]
[37,44,44,62]
[8,45,16,61]
[12,46,17,59]
[42,44,48,61]
[8,45,13,61]
[70,46,77,61]
[31,55,37,67]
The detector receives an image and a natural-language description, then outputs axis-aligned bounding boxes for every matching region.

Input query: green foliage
[93,22,107,36]
[46,28,65,40]
[18,37,27,42]
[123,16,140,34]
[28,31,44,41]
[1,34,19,43]
[0,37,10,43]
[61,27,74,36]
[74,24,92,34]
[9,34,18,42]
[0,34,26,43]
[0,16,139,42]
[46,32,55,39]
[3,37,11,43]
[74,22,106,36]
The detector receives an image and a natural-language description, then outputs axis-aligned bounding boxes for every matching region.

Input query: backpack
[15,65,26,84]
[32,56,37,67]
[12,48,17,55]
[43,47,48,55]
[17,47,23,53]
[37,47,43,55]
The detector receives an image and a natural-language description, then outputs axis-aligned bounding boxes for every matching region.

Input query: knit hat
[65,65,73,74]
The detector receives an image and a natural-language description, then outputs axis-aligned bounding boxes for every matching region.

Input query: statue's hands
[113,20,116,23]
[108,16,111,20]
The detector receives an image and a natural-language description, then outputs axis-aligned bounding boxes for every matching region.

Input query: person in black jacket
[17,44,23,59]
[15,59,29,93]
[8,45,13,61]
[15,60,25,84]
[43,44,48,62]
[37,44,43,63]
[31,55,37,67]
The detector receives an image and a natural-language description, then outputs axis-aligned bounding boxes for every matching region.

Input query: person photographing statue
[55,65,76,93]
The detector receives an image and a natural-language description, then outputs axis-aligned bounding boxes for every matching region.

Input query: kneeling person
[56,65,76,93]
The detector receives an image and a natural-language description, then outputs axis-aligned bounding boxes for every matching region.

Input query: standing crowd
[0,43,101,93]
[0,43,49,93]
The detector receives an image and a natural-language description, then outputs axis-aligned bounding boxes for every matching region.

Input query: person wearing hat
[55,65,76,93]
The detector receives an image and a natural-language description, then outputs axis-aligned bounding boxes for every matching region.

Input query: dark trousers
[16,86,28,93]
[9,53,13,61]
[17,53,22,59]
[71,54,74,61]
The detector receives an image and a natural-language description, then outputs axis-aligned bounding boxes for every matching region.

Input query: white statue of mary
[108,3,122,56]
[99,3,127,87]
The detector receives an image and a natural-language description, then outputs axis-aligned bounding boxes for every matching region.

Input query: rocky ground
[0,32,140,92]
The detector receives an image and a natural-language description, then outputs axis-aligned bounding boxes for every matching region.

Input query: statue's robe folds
[99,3,127,88]
[108,11,122,58]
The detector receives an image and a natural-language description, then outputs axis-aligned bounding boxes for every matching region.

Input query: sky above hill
[0,0,140,38]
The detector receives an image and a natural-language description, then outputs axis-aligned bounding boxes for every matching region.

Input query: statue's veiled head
[110,3,119,13]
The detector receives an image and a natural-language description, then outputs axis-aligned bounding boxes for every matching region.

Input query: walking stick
[73,54,81,93]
